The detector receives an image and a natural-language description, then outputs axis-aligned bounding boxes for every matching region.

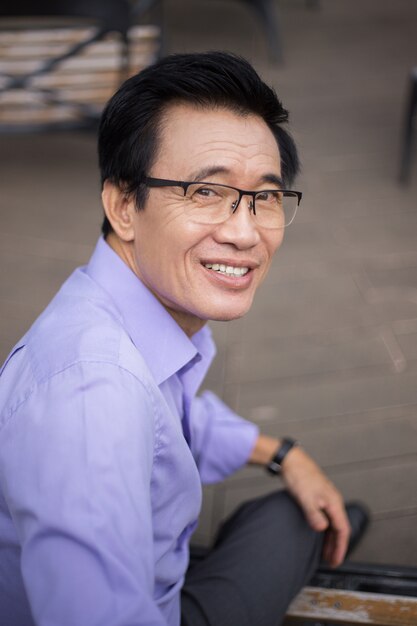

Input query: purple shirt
[0,238,258,626]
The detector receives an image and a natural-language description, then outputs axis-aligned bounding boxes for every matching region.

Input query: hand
[281,446,351,568]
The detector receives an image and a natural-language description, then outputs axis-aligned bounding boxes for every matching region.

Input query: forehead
[154,103,281,181]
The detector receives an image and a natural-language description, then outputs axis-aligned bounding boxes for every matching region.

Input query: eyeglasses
[143,177,302,229]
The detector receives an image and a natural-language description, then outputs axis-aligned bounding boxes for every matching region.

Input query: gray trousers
[181,490,323,626]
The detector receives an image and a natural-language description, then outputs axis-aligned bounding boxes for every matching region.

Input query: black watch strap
[266,438,297,475]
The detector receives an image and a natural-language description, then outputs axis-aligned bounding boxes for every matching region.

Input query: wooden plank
[0,59,44,74]
[31,71,120,88]
[130,43,160,57]
[0,43,69,59]
[129,25,160,39]
[0,90,45,105]
[56,87,115,104]
[0,41,122,60]
[0,24,159,46]
[0,25,158,62]
[0,54,157,76]
[286,587,417,625]
[0,56,123,73]
[0,27,95,46]
[0,86,114,106]
[0,106,84,124]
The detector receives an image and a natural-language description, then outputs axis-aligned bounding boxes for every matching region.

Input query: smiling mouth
[204,263,250,277]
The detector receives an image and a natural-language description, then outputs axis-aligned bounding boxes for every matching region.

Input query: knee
[250,489,323,553]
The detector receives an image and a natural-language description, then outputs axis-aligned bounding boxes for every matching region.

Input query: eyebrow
[189,166,229,181]
[189,166,284,188]
[261,173,284,188]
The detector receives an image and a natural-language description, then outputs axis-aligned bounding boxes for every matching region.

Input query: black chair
[0,0,159,132]
[399,68,417,184]
[235,0,320,63]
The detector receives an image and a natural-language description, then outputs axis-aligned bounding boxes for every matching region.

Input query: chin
[215,313,247,322]
[206,303,253,322]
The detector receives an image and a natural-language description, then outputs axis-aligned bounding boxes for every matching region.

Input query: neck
[164,307,206,338]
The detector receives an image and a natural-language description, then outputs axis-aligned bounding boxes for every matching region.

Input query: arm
[0,361,167,626]
[249,434,351,568]
[190,391,259,483]
[189,392,349,567]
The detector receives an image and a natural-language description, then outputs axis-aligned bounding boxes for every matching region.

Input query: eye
[256,190,282,203]
[194,186,218,197]
[187,183,225,204]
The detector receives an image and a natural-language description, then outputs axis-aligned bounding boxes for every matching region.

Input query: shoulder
[21,267,151,377]
[0,269,157,426]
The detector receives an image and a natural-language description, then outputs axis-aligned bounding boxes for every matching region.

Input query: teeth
[204,263,249,276]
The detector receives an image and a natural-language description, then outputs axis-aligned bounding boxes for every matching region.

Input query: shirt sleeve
[189,390,259,484]
[0,360,167,626]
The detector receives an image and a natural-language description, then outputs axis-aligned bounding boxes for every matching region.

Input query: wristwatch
[266,438,298,475]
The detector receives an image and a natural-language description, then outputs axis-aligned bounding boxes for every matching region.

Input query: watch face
[266,438,297,475]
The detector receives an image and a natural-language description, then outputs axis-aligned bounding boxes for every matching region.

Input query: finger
[322,505,351,567]
[303,504,330,533]
[325,531,346,568]
[321,529,336,564]
[316,498,350,565]
[331,526,350,567]
[322,529,345,567]
[323,498,350,536]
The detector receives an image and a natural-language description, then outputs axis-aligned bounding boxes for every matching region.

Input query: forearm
[248,434,283,465]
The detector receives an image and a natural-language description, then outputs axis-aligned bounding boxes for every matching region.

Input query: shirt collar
[85,237,215,386]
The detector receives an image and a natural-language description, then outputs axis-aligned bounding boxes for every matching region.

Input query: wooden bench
[0,3,160,131]
[285,586,417,625]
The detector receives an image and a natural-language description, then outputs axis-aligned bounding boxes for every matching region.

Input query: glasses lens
[254,190,299,229]
[184,183,237,224]
[183,183,299,228]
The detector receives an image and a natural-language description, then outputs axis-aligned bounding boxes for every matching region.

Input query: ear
[101,181,136,241]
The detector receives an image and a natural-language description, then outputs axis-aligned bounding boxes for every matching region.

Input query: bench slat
[286,586,417,625]
[0,24,159,46]
[31,71,120,88]
[0,27,95,45]
[0,106,86,123]
[0,41,123,60]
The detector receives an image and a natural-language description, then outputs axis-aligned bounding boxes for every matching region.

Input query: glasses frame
[143,176,302,226]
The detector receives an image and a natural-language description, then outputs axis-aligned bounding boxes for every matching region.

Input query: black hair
[98,51,300,236]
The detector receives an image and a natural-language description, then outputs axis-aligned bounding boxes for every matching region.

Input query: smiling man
[0,53,353,626]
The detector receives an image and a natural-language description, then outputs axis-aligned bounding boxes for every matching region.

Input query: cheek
[134,221,205,283]
[265,230,284,262]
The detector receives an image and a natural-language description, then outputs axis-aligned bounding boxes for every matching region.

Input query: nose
[213,196,261,249]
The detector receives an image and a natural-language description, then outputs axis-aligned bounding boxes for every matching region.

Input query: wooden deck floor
[1,0,417,566]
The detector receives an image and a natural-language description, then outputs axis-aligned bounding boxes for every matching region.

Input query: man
[0,52,353,626]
